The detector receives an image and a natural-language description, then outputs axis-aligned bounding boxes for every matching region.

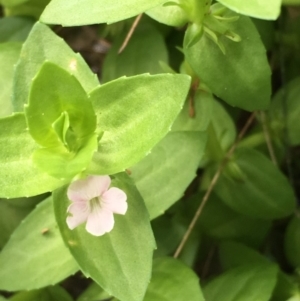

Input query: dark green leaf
[144,257,205,301]
[186,15,271,111]
[215,148,296,219]
[285,216,300,268]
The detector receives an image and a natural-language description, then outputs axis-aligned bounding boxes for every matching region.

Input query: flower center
[89,197,101,211]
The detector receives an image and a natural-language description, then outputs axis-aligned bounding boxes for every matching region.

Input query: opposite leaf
[0,113,66,198]
[185,15,271,111]
[217,0,281,20]
[144,257,205,301]
[0,197,78,291]
[131,131,207,219]
[215,148,296,219]
[203,263,278,301]
[53,173,155,301]
[40,0,168,25]
[87,74,191,175]
[12,22,99,112]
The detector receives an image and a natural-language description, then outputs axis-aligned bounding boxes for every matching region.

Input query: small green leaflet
[0,197,78,291]
[40,0,169,25]
[53,173,155,301]
[87,73,191,175]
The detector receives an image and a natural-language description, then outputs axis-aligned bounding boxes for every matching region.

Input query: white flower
[66,175,127,236]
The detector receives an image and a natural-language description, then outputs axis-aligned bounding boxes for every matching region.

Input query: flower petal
[86,207,114,236]
[67,175,111,202]
[66,202,89,230]
[101,187,128,215]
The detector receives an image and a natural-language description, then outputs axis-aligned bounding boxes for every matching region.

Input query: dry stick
[173,112,256,259]
[118,14,143,54]
[260,111,278,166]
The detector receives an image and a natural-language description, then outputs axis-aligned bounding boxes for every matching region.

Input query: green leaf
[216,0,281,20]
[144,257,205,301]
[282,0,300,4]
[185,15,271,111]
[146,0,189,27]
[285,216,300,268]
[269,77,300,146]
[102,22,168,83]
[131,131,207,219]
[9,286,73,301]
[196,192,271,247]
[40,0,168,26]
[77,283,111,301]
[87,74,191,175]
[0,200,32,249]
[0,197,78,291]
[218,241,269,271]
[4,0,50,19]
[53,173,155,301]
[203,263,278,301]
[0,113,66,198]
[0,0,30,7]
[172,90,213,132]
[0,16,34,43]
[12,22,99,112]
[0,296,7,301]
[215,148,296,219]
[0,42,21,118]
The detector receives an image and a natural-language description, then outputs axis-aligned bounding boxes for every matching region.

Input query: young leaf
[284,216,300,268]
[215,148,296,219]
[102,22,168,83]
[0,16,34,43]
[0,113,66,198]
[144,257,205,301]
[53,173,155,301]
[0,42,21,118]
[40,0,168,26]
[185,15,271,111]
[0,197,78,291]
[25,62,96,149]
[12,22,99,112]
[87,74,191,175]
[217,0,281,20]
[131,131,207,219]
[203,263,278,301]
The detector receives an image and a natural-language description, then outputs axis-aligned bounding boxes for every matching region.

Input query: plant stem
[173,112,256,259]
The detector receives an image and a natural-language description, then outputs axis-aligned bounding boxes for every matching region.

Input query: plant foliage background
[0,0,300,300]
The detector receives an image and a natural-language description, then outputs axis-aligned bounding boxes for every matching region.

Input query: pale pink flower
[66,175,127,236]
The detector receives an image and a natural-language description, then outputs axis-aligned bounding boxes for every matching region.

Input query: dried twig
[118,14,143,54]
[173,112,256,258]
